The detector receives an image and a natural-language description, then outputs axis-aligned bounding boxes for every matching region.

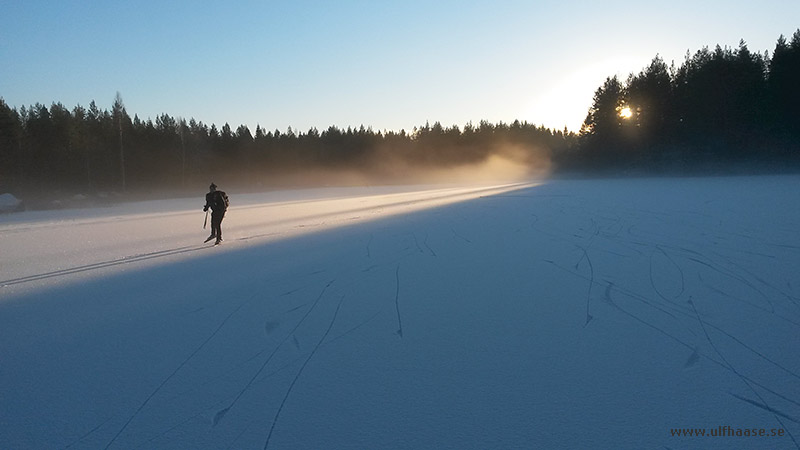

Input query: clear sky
[2,0,798,133]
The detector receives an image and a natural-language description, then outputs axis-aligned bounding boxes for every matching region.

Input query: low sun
[619,106,633,119]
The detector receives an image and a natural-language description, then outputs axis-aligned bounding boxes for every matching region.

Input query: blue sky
[3,0,798,133]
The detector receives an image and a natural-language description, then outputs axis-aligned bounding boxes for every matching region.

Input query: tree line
[0,94,570,197]
[579,30,800,170]
[2,31,799,200]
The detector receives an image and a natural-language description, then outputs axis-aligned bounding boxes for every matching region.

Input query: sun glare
[619,106,633,119]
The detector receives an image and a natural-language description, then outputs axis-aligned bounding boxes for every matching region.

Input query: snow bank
[0,193,22,212]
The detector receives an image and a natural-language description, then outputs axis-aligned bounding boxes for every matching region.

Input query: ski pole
[204,209,208,229]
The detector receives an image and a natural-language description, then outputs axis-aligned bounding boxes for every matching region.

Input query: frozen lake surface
[1,176,799,449]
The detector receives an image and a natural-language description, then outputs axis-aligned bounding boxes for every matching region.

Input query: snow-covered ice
[1,176,799,449]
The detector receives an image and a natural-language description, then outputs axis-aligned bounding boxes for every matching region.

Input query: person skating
[203,183,229,245]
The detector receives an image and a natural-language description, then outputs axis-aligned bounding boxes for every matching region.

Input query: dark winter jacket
[205,190,229,214]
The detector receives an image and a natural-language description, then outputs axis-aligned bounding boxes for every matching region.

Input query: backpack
[213,191,229,212]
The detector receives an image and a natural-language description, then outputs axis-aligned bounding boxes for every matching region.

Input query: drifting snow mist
[257,142,553,190]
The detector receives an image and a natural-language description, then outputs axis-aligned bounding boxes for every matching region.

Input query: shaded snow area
[1,176,799,449]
